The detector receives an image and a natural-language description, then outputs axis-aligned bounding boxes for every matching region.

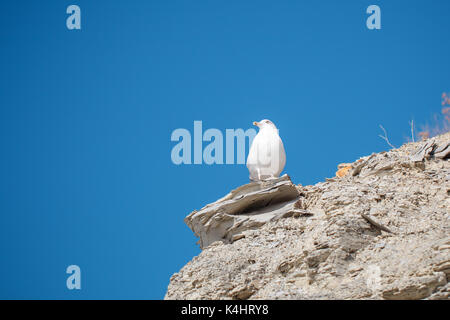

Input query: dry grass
[416,92,450,140]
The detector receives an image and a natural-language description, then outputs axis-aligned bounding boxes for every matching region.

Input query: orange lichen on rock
[336,163,352,178]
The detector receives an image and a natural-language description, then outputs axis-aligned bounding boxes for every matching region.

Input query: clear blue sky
[0,0,449,299]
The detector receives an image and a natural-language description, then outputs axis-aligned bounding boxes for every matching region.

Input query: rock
[382,273,447,300]
[336,163,352,178]
[360,213,393,234]
[410,140,437,162]
[184,174,313,249]
[410,137,450,162]
[166,132,450,300]
[434,142,450,159]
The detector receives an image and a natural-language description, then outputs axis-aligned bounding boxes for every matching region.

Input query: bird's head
[253,119,277,131]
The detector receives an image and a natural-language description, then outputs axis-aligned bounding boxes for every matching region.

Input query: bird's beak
[253,121,260,127]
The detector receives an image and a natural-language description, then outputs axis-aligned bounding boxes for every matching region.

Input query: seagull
[246,119,286,181]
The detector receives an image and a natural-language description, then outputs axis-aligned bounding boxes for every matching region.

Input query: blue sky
[0,0,449,299]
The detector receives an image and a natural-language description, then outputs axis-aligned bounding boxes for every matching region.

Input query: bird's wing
[247,133,262,167]
[248,133,272,167]
[277,136,286,176]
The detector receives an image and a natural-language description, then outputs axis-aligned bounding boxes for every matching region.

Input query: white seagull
[246,119,286,181]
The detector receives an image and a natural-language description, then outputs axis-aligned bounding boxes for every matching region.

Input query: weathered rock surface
[185,174,312,249]
[166,132,450,300]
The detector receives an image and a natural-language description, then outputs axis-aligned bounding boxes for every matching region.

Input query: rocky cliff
[166,133,450,300]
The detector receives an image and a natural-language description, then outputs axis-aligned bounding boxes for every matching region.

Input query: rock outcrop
[185,174,312,249]
[166,132,450,300]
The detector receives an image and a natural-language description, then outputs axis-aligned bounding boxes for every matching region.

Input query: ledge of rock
[185,174,312,249]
